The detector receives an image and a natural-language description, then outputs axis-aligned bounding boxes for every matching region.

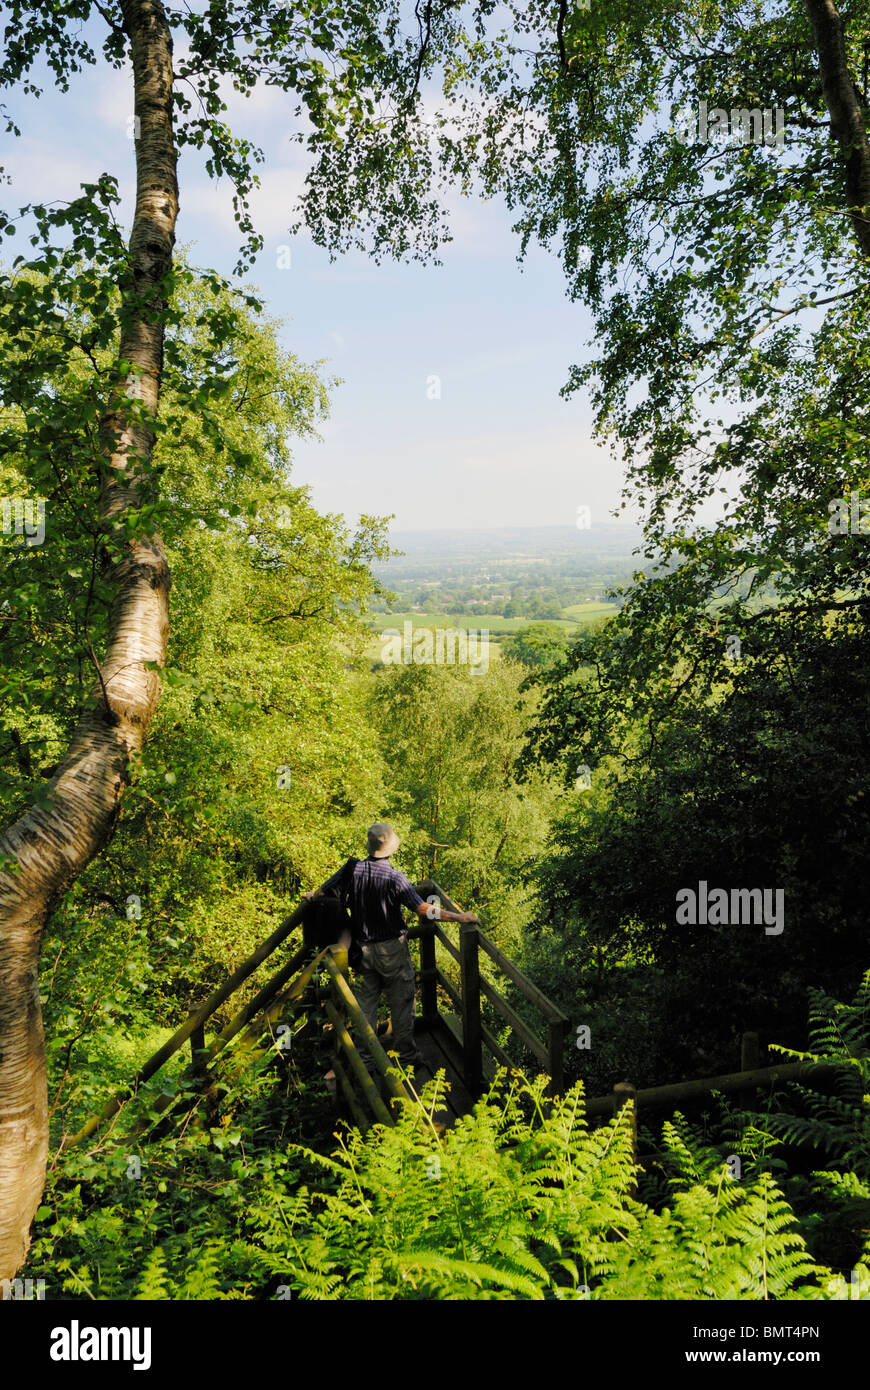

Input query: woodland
[0,0,869,1304]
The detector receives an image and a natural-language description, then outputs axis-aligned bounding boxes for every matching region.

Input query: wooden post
[613,1081,638,1191]
[741,1031,760,1071]
[546,1017,568,1098]
[189,1015,206,1078]
[459,923,483,1097]
[419,922,437,1024]
[324,1000,394,1127]
[738,1030,760,1105]
[323,956,410,1107]
[302,901,317,953]
[332,1054,369,1130]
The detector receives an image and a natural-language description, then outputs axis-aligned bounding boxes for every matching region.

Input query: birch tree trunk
[805,0,870,258]
[0,0,177,1280]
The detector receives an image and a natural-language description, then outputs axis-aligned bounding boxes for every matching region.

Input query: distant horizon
[375,521,648,565]
[385,520,644,534]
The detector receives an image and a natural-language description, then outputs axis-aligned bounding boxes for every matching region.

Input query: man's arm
[414,901,479,926]
[304,852,362,904]
[394,872,479,926]
[302,865,344,902]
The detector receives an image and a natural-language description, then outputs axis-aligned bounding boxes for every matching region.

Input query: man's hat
[367,822,400,859]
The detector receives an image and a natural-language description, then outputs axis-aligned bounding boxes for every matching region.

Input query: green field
[367,604,617,636]
[362,604,619,665]
[560,601,621,621]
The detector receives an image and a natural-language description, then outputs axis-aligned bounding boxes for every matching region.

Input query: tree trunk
[0,0,177,1280]
[805,0,870,257]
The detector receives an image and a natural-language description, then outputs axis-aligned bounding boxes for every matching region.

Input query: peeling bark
[0,0,177,1279]
[805,0,870,257]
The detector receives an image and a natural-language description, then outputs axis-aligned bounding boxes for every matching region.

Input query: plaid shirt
[320,855,424,943]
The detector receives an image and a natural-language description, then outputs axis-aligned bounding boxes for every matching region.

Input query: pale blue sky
[3,34,639,534]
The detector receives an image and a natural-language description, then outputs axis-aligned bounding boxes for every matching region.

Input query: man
[304,822,479,1071]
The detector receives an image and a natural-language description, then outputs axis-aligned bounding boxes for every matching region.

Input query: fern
[27,997,867,1301]
[271,1069,836,1300]
[758,972,870,1180]
[134,1247,170,1300]
[177,1242,229,1299]
[643,973,870,1282]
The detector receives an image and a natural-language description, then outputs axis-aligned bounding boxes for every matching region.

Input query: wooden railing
[584,1030,832,1137]
[64,902,315,1148]
[316,880,571,1125]
[411,880,570,1099]
[65,877,817,1150]
[319,951,413,1126]
[64,877,571,1145]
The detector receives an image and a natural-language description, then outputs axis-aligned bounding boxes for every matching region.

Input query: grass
[362,606,619,665]
[368,608,615,635]
[559,601,621,621]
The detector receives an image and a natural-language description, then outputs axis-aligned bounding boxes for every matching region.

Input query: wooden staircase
[63,878,825,1151]
[63,879,569,1146]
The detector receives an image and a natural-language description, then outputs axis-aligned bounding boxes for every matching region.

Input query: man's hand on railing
[416,901,479,926]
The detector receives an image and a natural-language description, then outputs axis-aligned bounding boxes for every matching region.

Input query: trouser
[353,935,418,1069]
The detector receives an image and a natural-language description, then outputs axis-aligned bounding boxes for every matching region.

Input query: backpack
[306,857,359,950]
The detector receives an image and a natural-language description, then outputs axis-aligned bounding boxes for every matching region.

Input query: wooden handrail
[414,879,568,1092]
[63,903,312,1147]
[416,881,570,1035]
[206,943,310,1058]
[322,953,412,1108]
[476,928,568,1025]
[225,948,329,1069]
[324,999,394,1126]
[477,975,550,1069]
[413,879,463,912]
[584,1059,833,1119]
[63,875,570,1150]
[125,945,324,1136]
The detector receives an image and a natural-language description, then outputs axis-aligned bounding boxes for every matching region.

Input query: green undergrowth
[23,1034,869,1301]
